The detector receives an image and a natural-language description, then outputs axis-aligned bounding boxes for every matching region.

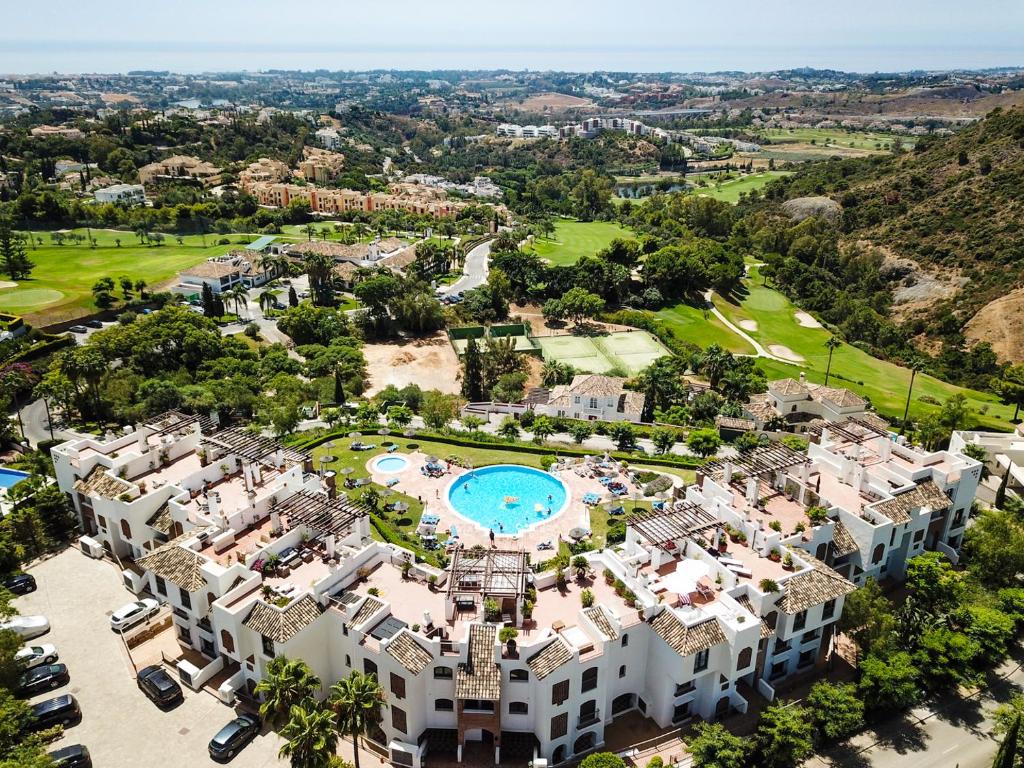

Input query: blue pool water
[373,455,409,474]
[0,468,29,490]
[447,465,569,534]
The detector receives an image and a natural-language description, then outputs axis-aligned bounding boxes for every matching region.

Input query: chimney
[746,477,759,506]
[723,461,733,484]
[326,534,336,559]
[207,491,220,518]
[324,472,337,498]
[799,371,806,385]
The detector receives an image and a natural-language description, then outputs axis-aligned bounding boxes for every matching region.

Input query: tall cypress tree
[0,215,33,280]
[200,283,216,318]
[992,713,1020,768]
[462,337,484,402]
[334,368,346,406]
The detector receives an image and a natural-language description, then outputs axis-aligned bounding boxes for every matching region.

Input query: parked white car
[110,598,160,632]
[1,615,50,640]
[16,643,58,669]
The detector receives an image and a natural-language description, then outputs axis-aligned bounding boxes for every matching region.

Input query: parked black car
[208,712,261,761]
[48,744,92,768]
[2,573,36,594]
[28,695,80,731]
[17,663,69,696]
[136,664,183,708]
[83,320,104,329]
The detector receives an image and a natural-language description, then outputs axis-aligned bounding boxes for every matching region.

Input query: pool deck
[366,451,636,552]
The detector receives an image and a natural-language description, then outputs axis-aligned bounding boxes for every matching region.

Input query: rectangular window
[509,669,529,682]
[550,713,568,740]
[392,706,407,734]
[509,701,528,715]
[261,635,275,658]
[793,611,807,631]
[822,600,836,620]
[155,575,167,596]
[694,648,709,673]
[435,699,453,712]
[589,397,598,409]
[913,529,925,543]
[390,673,406,699]
[179,588,192,610]
[364,659,377,676]
[552,679,570,706]
[798,650,815,668]
[672,702,691,723]
[434,666,453,680]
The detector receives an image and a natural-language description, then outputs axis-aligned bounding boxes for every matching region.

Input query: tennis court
[535,330,669,375]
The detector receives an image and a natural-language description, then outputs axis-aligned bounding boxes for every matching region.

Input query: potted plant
[428,574,438,591]
[368,587,381,596]
[737,531,748,546]
[220,463,230,477]
[484,597,500,622]
[499,627,519,657]
[197,448,208,466]
[572,555,589,582]
[759,578,779,594]
[602,568,615,585]
[727,525,741,543]
[806,505,828,525]
[261,585,274,600]
[356,566,371,582]
[783,552,794,570]
[623,590,637,607]
[400,560,412,580]
[522,599,534,621]
[265,553,281,575]
[769,548,781,562]
[581,589,595,608]
[769,520,782,533]
[613,578,626,596]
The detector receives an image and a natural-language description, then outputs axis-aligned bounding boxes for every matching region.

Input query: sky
[1,0,1023,74]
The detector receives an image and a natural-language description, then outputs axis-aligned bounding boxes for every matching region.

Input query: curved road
[441,238,492,296]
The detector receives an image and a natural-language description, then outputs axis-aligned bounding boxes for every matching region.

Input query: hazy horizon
[2,0,1022,75]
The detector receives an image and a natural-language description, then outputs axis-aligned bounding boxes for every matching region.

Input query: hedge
[4,334,74,367]
[294,428,705,471]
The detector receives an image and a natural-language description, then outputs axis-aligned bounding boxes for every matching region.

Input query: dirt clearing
[363,332,461,396]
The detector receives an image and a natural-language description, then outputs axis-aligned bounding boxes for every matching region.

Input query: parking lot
[14,548,285,767]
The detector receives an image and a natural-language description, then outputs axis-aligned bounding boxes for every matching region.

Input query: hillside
[771,106,1024,358]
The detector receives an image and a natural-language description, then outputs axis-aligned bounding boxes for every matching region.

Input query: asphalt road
[440,238,491,296]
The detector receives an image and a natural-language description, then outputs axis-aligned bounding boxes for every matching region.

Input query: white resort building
[50,412,981,768]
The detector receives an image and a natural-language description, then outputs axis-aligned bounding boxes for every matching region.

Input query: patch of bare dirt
[363,332,461,396]
[964,287,1024,363]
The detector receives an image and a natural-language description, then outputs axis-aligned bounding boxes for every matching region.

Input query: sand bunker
[0,281,16,290]
[738,319,758,332]
[794,311,822,328]
[769,345,805,363]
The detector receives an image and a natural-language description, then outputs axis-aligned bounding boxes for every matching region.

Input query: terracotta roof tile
[735,595,774,639]
[649,611,726,657]
[350,596,385,628]
[526,636,574,680]
[136,536,208,592]
[583,606,619,641]
[831,521,858,556]
[243,594,323,643]
[778,554,856,614]
[872,480,950,525]
[386,632,432,675]
[73,466,134,500]
[456,624,501,699]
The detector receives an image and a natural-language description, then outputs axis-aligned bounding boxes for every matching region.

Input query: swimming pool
[372,455,409,474]
[0,468,29,490]
[446,465,569,534]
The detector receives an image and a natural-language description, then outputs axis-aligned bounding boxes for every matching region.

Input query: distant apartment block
[93,183,146,207]
[950,424,1024,506]
[30,124,84,139]
[138,155,223,188]
[314,127,343,150]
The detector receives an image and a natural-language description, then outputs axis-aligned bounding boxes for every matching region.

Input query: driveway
[14,548,285,767]
[440,238,491,296]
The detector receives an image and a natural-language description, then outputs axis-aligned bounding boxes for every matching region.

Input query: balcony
[197,617,213,635]
[578,708,601,729]
[172,606,190,621]
[674,681,696,698]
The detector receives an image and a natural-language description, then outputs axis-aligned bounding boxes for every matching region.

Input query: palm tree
[255,656,322,728]
[329,670,385,768]
[259,289,277,315]
[900,359,924,435]
[824,336,841,386]
[304,224,317,242]
[303,252,335,306]
[278,702,340,768]
[227,284,249,320]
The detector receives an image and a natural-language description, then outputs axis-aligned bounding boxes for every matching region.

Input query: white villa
[744,375,875,431]
[950,424,1024,505]
[50,412,980,768]
[535,375,645,423]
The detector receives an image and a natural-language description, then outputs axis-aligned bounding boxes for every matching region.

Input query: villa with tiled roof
[537,374,645,423]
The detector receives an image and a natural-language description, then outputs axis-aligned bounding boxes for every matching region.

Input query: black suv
[2,573,36,595]
[17,663,69,696]
[48,744,92,768]
[28,695,80,731]
[137,665,183,708]
[208,712,261,761]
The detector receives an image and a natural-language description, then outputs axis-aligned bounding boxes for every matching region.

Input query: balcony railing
[172,606,190,621]
[197,617,213,635]
[577,709,601,728]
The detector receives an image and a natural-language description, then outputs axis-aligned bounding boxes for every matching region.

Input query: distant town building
[315,127,342,149]
[138,155,223,188]
[93,183,146,207]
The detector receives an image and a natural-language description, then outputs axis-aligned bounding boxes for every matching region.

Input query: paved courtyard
[14,548,286,767]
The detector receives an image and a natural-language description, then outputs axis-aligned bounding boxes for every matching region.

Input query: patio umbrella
[403,428,417,438]
[569,527,588,541]
[348,431,362,439]
[655,490,671,500]
[378,427,390,436]
[340,466,354,476]
[425,455,439,464]
[393,501,409,512]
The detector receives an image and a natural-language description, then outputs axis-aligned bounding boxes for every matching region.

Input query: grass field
[757,127,914,151]
[535,330,669,375]
[691,171,792,204]
[0,229,247,323]
[711,267,1015,430]
[655,302,756,355]
[527,220,636,266]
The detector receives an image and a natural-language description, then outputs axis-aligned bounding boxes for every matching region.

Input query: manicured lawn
[0,229,248,323]
[757,127,915,152]
[713,268,1015,430]
[691,171,793,204]
[655,302,755,355]
[526,220,635,266]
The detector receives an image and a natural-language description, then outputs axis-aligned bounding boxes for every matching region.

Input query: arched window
[220,630,234,653]
[581,667,598,692]
[618,665,626,678]
[435,698,454,712]
[872,544,885,564]
[737,647,752,670]
[621,633,629,647]
[120,519,132,539]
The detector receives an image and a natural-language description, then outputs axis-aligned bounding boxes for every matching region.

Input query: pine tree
[212,294,226,318]
[288,286,299,307]
[334,368,346,406]
[461,337,484,401]
[201,283,216,318]
[992,713,1020,768]
[0,215,33,280]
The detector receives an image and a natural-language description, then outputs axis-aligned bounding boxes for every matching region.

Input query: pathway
[440,238,492,295]
[702,289,791,364]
